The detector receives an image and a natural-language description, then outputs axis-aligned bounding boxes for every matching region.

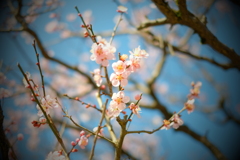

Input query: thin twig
[89,99,108,160]
[32,40,46,97]
[109,12,123,44]
[17,63,69,159]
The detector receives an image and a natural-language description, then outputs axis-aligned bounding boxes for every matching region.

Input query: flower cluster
[161,81,202,130]
[185,81,202,114]
[36,95,59,117]
[110,46,149,87]
[107,91,130,118]
[90,38,116,67]
[78,130,89,149]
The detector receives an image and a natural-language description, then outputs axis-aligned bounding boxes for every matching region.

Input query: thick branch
[0,102,10,160]
[148,0,240,69]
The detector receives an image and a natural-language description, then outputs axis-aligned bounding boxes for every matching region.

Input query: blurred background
[0,0,240,159]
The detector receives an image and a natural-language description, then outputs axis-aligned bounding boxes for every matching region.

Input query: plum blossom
[111,91,130,110]
[66,13,76,22]
[36,95,59,117]
[107,91,129,118]
[107,102,123,118]
[110,72,129,87]
[117,6,128,13]
[134,94,141,100]
[126,55,141,72]
[112,60,126,74]
[171,114,183,129]
[92,69,102,87]
[129,103,141,117]
[188,81,202,98]
[129,46,149,58]
[90,41,116,66]
[17,133,24,141]
[161,119,171,130]
[184,99,195,114]
[45,151,66,160]
[78,135,88,149]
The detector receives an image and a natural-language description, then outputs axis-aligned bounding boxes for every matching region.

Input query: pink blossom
[17,133,24,141]
[111,91,130,110]
[126,55,141,72]
[79,130,85,137]
[171,114,183,129]
[107,102,123,118]
[90,41,116,66]
[93,69,102,87]
[78,135,88,149]
[45,20,58,33]
[110,72,129,87]
[117,6,128,13]
[188,81,202,98]
[112,60,127,74]
[161,119,171,130]
[39,117,47,124]
[49,13,58,18]
[36,95,59,117]
[71,141,76,146]
[22,72,31,88]
[129,46,149,58]
[184,99,195,114]
[60,30,71,39]
[129,103,141,117]
[134,94,141,100]
[66,13,76,22]
[45,151,66,160]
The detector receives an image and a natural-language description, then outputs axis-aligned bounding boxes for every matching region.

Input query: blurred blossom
[25,15,37,24]
[132,7,151,25]
[66,13,76,22]
[49,13,58,18]
[17,133,24,141]
[46,151,66,160]
[60,30,71,39]
[82,10,93,24]
[0,88,12,99]
[21,31,33,44]
[80,112,90,122]
[117,6,128,13]
[159,83,169,95]
[45,20,59,33]
[45,21,65,33]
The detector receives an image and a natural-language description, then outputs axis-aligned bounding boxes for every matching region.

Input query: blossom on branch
[110,72,129,87]
[129,46,149,58]
[184,99,195,114]
[45,150,66,160]
[161,119,171,130]
[36,95,59,117]
[129,103,141,117]
[90,39,116,66]
[126,55,141,72]
[78,135,88,149]
[112,60,127,74]
[171,114,183,129]
[92,69,102,87]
